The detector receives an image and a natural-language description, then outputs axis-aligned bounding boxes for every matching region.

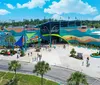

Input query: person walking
[39,54,42,61]
[17,54,19,59]
[28,52,29,56]
[86,57,90,67]
[31,52,32,56]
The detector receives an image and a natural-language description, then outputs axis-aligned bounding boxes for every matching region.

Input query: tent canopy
[26,32,36,40]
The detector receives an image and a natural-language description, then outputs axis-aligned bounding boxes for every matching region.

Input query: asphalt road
[0,59,100,85]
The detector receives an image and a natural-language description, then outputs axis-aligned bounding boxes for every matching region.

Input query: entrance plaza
[0,44,100,78]
[0,21,100,81]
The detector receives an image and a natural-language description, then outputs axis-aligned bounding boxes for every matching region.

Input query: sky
[0,0,100,21]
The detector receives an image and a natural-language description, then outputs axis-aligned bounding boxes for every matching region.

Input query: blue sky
[0,0,100,21]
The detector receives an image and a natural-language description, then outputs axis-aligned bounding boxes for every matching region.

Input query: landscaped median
[0,71,58,85]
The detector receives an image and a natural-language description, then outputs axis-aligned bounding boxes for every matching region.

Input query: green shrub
[91,52,100,56]
[20,50,25,57]
[0,50,8,55]
[10,49,17,55]
[70,48,76,57]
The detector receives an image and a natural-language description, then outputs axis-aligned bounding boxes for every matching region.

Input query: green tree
[5,35,16,49]
[8,60,21,77]
[70,48,76,57]
[67,71,88,85]
[33,61,51,85]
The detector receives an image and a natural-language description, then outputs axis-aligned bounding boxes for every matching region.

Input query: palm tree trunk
[12,43,14,50]
[14,70,16,78]
[41,75,43,85]
[76,82,79,85]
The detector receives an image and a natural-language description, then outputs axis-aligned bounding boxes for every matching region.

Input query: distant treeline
[0,19,100,29]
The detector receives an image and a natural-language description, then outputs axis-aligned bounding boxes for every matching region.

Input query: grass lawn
[0,71,58,85]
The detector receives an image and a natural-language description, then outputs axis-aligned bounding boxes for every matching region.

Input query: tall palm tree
[67,71,88,85]
[33,61,51,85]
[8,60,21,77]
[5,35,16,49]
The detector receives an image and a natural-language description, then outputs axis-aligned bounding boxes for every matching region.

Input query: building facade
[37,21,100,46]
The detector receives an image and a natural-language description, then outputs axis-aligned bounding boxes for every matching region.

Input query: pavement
[0,59,100,85]
[0,45,100,85]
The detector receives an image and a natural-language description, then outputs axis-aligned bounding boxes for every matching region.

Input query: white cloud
[52,14,64,20]
[17,0,49,9]
[5,4,15,9]
[94,15,100,20]
[0,9,10,15]
[44,0,97,15]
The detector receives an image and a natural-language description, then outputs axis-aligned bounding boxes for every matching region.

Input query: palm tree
[5,35,16,49]
[8,60,21,77]
[33,61,51,85]
[67,71,88,85]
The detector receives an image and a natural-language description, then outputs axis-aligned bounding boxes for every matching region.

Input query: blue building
[37,21,100,46]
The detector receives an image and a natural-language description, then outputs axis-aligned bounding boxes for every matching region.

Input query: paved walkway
[0,45,100,78]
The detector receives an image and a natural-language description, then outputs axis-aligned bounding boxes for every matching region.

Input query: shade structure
[40,34,49,41]
[26,32,36,43]
[26,32,36,40]
[15,35,23,47]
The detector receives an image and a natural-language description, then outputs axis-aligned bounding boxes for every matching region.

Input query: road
[0,59,100,85]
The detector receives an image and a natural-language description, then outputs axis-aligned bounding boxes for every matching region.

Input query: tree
[67,71,88,85]
[8,60,21,77]
[33,61,51,85]
[5,35,16,49]
[70,48,76,57]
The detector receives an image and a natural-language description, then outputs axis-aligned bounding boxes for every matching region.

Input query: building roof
[5,27,39,33]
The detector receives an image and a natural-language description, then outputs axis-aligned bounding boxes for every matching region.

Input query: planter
[90,55,100,58]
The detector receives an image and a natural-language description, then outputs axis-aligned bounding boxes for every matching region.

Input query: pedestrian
[39,54,42,61]
[31,52,32,56]
[63,44,66,49]
[86,57,90,67]
[28,52,29,56]
[17,54,19,59]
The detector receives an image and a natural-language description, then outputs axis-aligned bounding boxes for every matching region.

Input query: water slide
[42,34,70,44]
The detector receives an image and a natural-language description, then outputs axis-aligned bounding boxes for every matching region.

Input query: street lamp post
[59,17,61,43]
[75,17,77,27]
[24,25,27,50]
[49,22,52,47]
[38,28,41,47]
[68,17,70,27]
